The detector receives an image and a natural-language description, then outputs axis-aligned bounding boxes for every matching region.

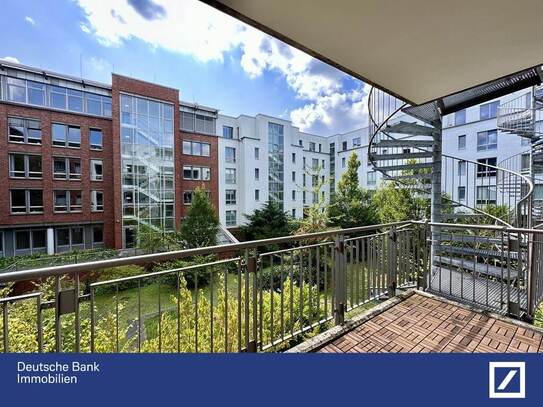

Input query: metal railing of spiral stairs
[367,86,534,230]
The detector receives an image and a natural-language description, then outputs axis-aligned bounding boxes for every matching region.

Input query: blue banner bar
[0,353,538,406]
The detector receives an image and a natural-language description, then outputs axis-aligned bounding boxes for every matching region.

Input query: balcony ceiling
[202,0,543,105]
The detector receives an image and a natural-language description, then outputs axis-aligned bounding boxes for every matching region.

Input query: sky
[0,0,370,136]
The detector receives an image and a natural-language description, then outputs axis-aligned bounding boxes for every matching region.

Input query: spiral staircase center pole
[430,120,443,268]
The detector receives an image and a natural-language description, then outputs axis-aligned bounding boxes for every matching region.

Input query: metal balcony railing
[1,220,543,353]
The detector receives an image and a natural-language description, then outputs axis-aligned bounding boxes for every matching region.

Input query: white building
[216,114,330,228]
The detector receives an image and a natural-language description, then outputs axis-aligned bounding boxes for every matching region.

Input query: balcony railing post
[334,234,347,325]
[387,226,397,296]
[246,249,258,352]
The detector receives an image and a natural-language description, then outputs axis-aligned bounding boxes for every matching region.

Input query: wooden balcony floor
[290,291,543,353]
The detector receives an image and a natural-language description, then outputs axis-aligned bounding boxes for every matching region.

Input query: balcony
[1,221,542,353]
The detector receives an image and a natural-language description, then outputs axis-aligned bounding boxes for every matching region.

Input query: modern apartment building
[0,61,221,257]
[0,60,535,256]
[216,114,330,228]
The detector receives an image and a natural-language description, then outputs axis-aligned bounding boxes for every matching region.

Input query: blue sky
[0,0,369,136]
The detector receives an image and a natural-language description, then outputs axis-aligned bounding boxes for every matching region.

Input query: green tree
[372,181,421,222]
[329,152,377,228]
[296,164,332,235]
[179,187,220,249]
[240,200,294,241]
[137,224,175,253]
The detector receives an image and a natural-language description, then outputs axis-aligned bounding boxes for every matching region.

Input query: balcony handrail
[0,221,411,284]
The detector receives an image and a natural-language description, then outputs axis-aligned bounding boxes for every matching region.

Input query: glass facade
[268,122,284,209]
[120,93,175,248]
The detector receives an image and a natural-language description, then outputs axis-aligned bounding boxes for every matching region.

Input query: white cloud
[76,0,368,134]
[76,0,247,63]
[1,56,20,64]
[25,16,36,25]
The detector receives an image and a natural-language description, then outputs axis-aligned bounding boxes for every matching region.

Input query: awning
[202,0,543,106]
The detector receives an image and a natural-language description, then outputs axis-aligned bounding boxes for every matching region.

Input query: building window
[226,168,236,184]
[292,190,296,200]
[195,114,215,135]
[342,141,347,151]
[10,189,43,214]
[53,157,81,180]
[225,189,236,205]
[458,186,466,201]
[268,122,284,208]
[255,168,260,180]
[477,130,497,151]
[56,227,84,250]
[322,159,326,169]
[458,135,466,150]
[303,173,306,187]
[91,159,103,181]
[476,186,497,205]
[455,109,466,126]
[521,153,530,171]
[183,191,193,205]
[182,140,211,157]
[312,158,319,170]
[91,191,104,212]
[54,190,82,213]
[299,140,303,147]
[90,128,103,150]
[292,208,296,218]
[292,171,296,182]
[0,231,3,256]
[255,189,260,201]
[8,117,41,144]
[254,147,260,160]
[225,146,236,163]
[225,210,236,226]
[52,123,81,148]
[342,157,346,168]
[319,144,322,152]
[223,126,234,139]
[92,226,104,246]
[183,165,211,181]
[9,154,42,178]
[303,191,306,204]
[367,171,376,186]
[292,153,296,163]
[14,229,46,254]
[477,157,497,177]
[353,137,361,147]
[480,101,499,120]
[6,77,26,103]
[309,142,316,151]
[458,160,467,176]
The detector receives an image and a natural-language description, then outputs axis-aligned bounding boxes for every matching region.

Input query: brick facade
[0,103,116,248]
[177,131,219,225]
[0,65,221,255]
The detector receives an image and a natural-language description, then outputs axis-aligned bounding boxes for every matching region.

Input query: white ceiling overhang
[202,0,543,106]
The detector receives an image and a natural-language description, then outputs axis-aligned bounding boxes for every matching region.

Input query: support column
[430,121,443,288]
[46,228,55,255]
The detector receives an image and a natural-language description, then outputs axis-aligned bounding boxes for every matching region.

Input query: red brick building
[0,61,220,256]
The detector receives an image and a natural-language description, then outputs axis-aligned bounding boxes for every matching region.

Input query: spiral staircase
[367,87,534,316]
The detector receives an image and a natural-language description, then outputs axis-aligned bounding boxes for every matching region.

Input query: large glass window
[455,109,466,126]
[52,123,81,148]
[14,229,46,254]
[4,77,111,117]
[54,190,82,213]
[183,165,210,181]
[367,171,376,185]
[477,157,497,177]
[477,130,497,151]
[225,210,237,226]
[8,117,41,144]
[225,147,236,163]
[91,191,104,212]
[223,126,234,139]
[476,186,497,205]
[458,135,466,150]
[53,157,81,180]
[10,189,43,214]
[121,94,176,245]
[9,154,42,178]
[225,168,236,184]
[91,159,103,181]
[183,140,211,156]
[268,122,284,209]
[480,101,499,120]
[90,128,103,150]
[225,189,236,205]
